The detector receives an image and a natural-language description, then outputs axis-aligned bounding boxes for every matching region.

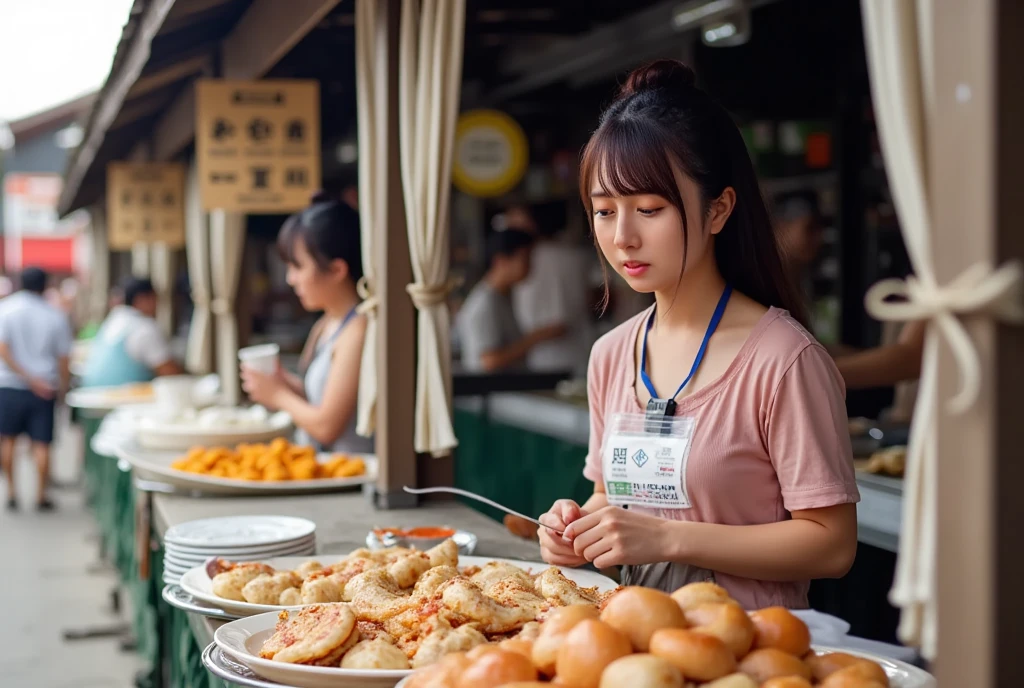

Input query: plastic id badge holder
[601,411,696,509]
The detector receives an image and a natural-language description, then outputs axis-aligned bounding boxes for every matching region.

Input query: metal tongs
[402,486,564,535]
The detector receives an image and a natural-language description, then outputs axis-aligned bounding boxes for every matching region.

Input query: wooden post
[932,0,1024,684]
[371,0,418,508]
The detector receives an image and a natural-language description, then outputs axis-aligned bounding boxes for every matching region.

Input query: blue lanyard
[640,285,733,402]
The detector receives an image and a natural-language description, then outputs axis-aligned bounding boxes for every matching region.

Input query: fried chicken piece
[295,560,324,580]
[260,603,357,664]
[346,569,417,622]
[301,570,344,604]
[242,571,302,605]
[534,566,600,607]
[211,562,276,602]
[469,562,534,593]
[308,628,361,667]
[410,615,488,668]
[325,556,382,594]
[426,539,459,569]
[279,588,302,606]
[413,565,460,599]
[341,637,411,670]
[486,578,549,620]
[389,551,432,589]
[441,578,539,634]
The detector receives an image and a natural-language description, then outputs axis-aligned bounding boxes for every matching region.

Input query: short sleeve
[766,345,860,512]
[582,347,606,484]
[125,319,172,369]
[456,290,503,371]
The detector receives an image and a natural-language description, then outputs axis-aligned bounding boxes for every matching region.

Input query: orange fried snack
[170,440,367,482]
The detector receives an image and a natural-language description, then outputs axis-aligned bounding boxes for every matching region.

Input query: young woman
[538,61,859,610]
[241,193,373,454]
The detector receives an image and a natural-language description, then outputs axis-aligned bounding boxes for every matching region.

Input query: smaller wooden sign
[106,163,186,250]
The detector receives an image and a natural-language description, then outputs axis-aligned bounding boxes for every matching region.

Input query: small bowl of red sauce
[367,526,477,554]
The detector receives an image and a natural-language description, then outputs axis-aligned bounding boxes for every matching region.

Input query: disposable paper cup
[238,344,280,375]
[153,375,197,411]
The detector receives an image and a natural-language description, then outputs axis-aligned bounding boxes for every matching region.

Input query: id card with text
[601,413,696,509]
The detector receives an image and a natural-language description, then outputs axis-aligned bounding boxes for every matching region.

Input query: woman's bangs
[581,122,680,203]
[276,216,300,265]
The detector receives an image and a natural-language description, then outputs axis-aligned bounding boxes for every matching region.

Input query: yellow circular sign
[452,110,528,197]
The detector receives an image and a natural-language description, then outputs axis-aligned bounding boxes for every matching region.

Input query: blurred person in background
[241,193,373,453]
[81,277,183,387]
[455,228,561,373]
[0,267,73,511]
[773,191,925,396]
[510,203,595,375]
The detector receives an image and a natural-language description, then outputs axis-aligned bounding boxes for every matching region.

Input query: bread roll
[737,648,812,683]
[818,663,890,688]
[670,582,735,612]
[456,649,537,688]
[406,652,471,688]
[648,628,736,682]
[555,619,632,688]
[599,654,684,688]
[749,607,812,657]
[808,652,889,685]
[761,678,814,688]
[684,602,755,659]
[698,674,758,688]
[600,586,688,651]
[499,638,534,661]
[531,605,600,676]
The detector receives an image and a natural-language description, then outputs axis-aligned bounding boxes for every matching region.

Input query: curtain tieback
[210,298,232,315]
[191,289,211,307]
[356,276,379,315]
[406,277,463,310]
[864,260,1024,413]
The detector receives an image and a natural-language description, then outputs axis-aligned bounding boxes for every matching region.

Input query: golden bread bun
[499,638,534,661]
[600,586,688,651]
[685,602,756,659]
[808,652,889,685]
[599,654,684,688]
[818,663,890,688]
[531,605,601,676]
[467,644,505,661]
[555,619,632,688]
[406,652,471,688]
[737,648,812,683]
[499,684,550,688]
[648,628,736,682]
[456,649,538,688]
[698,674,759,688]
[749,607,812,657]
[761,678,814,688]
[670,582,735,612]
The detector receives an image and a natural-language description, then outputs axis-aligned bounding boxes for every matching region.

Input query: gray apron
[621,561,718,591]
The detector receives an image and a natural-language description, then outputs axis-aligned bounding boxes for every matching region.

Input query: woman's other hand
[240,365,286,409]
[564,506,671,569]
[539,499,589,567]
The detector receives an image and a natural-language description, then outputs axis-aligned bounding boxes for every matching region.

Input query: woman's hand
[538,499,589,567]
[240,365,287,409]
[564,506,672,569]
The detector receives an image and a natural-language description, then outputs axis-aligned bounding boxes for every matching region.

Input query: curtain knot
[865,261,1024,413]
[406,277,463,309]
[210,298,232,315]
[191,288,211,306]
[356,276,378,315]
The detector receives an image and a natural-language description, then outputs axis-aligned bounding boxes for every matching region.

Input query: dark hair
[123,277,155,307]
[579,60,807,325]
[20,267,47,294]
[277,192,364,283]
[486,229,534,266]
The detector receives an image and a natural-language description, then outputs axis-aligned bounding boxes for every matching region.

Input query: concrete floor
[0,416,148,688]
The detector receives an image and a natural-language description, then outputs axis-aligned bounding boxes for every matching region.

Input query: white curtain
[184,163,214,374]
[861,0,1023,659]
[354,0,385,437]
[398,0,466,456]
[150,242,174,336]
[131,243,151,277]
[209,211,246,406]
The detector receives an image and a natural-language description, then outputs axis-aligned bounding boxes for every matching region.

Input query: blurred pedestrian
[0,267,73,511]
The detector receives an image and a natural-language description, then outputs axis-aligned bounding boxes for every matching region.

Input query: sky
[0,0,135,122]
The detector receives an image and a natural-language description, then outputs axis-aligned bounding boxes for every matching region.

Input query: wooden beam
[151,0,341,161]
[127,53,210,99]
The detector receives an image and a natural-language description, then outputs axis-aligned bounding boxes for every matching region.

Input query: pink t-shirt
[583,307,859,609]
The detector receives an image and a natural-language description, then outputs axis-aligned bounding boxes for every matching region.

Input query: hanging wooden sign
[106,162,186,250]
[195,79,321,213]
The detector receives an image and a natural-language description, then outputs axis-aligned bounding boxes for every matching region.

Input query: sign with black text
[106,163,186,250]
[195,79,321,213]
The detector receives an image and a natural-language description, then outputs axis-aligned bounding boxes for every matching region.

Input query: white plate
[165,535,317,558]
[116,440,378,496]
[136,410,294,451]
[166,516,317,549]
[216,613,409,688]
[183,554,619,618]
[390,647,935,688]
[163,544,317,571]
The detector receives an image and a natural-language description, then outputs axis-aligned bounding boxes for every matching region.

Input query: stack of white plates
[163,515,317,586]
